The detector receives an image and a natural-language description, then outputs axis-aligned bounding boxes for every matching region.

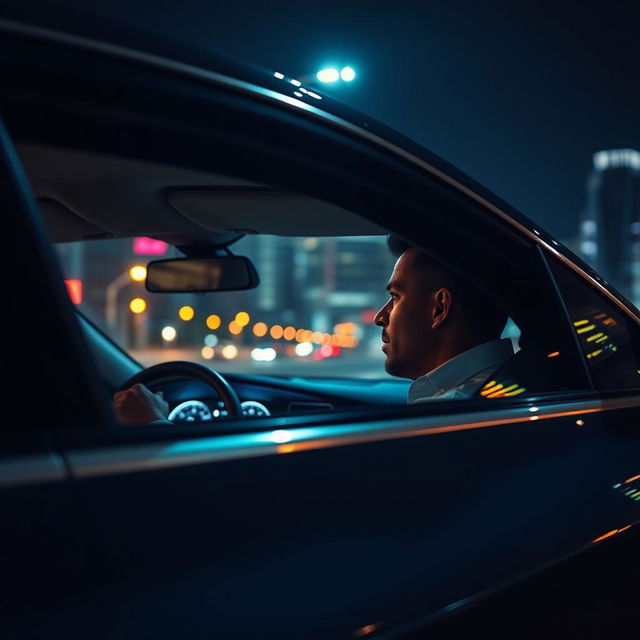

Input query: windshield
[56,234,397,379]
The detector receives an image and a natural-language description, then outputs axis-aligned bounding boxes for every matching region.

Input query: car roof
[1,5,639,324]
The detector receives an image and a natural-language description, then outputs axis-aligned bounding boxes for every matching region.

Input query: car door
[4,19,640,640]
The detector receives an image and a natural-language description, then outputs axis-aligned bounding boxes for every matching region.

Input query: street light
[316,66,356,84]
[105,265,147,336]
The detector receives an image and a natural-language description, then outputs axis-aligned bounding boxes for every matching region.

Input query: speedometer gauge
[241,400,271,417]
[168,400,212,423]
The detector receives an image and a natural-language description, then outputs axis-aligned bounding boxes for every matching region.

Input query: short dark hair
[387,234,508,341]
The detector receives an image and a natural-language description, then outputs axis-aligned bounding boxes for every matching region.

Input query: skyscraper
[580,148,640,304]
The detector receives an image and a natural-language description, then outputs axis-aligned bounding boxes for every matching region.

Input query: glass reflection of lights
[274,71,284,79]
[591,525,632,544]
[294,91,303,98]
[290,78,301,87]
[576,419,584,426]
[529,407,539,412]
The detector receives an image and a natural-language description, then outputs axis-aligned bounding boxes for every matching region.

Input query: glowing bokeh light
[270,324,284,339]
[228,320,243,335]
[295,342,313,357]
[235,311,250,326]
[316,68,340,83]
[206,314,221,330]
[178,305,194,321]
[201,346,215,360]
[340,66,356,81]
[162,326,176,341]
[129,265,147,282]
[129,297,146,314]
[283,326,296,341]
[221,344,238,359]
[204,334,218,347]
[253,322,268,337]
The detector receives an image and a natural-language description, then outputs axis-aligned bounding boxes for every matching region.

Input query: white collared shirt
[408,338,514,404]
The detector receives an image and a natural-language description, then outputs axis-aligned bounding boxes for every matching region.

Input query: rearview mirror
[145,256,259,292]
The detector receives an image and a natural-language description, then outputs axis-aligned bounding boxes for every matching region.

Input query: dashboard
[157,373,411,425]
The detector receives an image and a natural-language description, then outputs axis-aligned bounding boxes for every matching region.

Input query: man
[375,235,513,402]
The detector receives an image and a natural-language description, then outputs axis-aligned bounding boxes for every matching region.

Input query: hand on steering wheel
[115,361,242,424]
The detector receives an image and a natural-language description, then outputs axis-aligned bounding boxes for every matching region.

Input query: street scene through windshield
[56,234,398,378]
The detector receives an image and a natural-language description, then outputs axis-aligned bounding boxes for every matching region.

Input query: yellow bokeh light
[206,314,221,330]
[295,328,306,342]
[235,311,250,326]
[270,324,284,339]
[311,331,323,344]
[302,329,313,342]
[229,320,243,335]
[129,297,146,314]
[322,333,332,346]
[221,344,238,359]
[201,346,215,360]
[129,265,147,282]
[179,305,195,321]
[283,326,296,341]
[253,322,268,337]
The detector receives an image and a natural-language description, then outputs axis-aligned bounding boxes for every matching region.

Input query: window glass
[56,235,396,380]
[550,259,640,390]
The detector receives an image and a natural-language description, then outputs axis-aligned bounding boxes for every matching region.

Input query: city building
[579,148,640,305]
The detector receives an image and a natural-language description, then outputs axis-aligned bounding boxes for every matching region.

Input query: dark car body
[2,10,640,640]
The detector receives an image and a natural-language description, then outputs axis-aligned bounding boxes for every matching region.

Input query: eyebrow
[386,279,402,292]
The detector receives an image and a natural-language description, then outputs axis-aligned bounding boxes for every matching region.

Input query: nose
[374,300,390,327]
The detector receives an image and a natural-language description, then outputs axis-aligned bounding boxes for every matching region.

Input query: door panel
[31,404,640,639]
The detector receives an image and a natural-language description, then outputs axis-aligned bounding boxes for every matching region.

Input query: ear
[431,287,452,329]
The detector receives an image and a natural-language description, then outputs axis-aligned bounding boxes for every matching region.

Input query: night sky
[35,1,640,240]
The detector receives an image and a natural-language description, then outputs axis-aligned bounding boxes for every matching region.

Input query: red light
[331,346,342,357]
[133,237,168,256]
[320,345,333,358]
[361,310,376,323]
[64,279,82,304]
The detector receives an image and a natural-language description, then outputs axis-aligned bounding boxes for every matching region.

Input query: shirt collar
[408,339,514,402]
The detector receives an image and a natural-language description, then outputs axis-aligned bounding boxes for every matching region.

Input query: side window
[550,258,640,390]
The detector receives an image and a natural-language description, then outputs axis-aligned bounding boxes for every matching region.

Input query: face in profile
[375,248,443,380]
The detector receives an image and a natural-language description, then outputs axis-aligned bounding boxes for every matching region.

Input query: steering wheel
[118,361,243,418]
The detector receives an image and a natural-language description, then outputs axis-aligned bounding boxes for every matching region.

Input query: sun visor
[166,190,388,236]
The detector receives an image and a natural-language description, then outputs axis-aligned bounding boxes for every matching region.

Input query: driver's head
[375,235,508,380]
